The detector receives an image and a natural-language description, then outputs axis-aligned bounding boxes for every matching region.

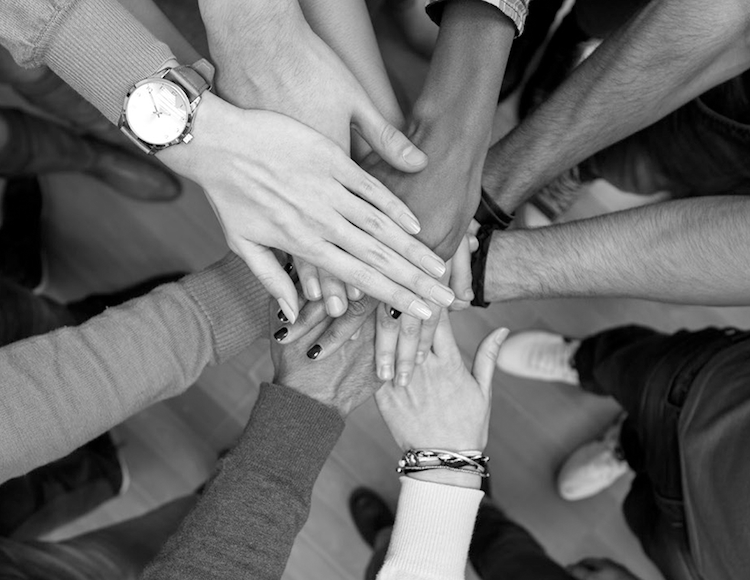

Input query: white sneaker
[557,413,630,501]
[496,331,581,385]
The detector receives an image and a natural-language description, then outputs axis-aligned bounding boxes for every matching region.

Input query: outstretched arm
[482,196,750,305]
[483,0,750,212]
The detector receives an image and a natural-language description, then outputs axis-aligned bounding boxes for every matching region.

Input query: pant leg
[469,500,574,580]
[0,276,76,346]
[0,434,124,539]
[365,527,393,580]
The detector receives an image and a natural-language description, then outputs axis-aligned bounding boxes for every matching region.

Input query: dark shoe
[84,144,183,203]
[67,272,186,323]
[349,487,395,548]
[0,177,45,292]
[0,432,127,539]
[0,108,182,202]
[518,12,593,119]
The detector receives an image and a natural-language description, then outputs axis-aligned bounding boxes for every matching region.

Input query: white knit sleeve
[377,476,484,580]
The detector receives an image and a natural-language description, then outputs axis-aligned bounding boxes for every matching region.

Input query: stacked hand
[198,0,449,319]
[269,296,380,418]
[376,310,507,487]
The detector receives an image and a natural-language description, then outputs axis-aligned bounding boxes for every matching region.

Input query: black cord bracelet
[470,224,499,308]
[475,188,514,229]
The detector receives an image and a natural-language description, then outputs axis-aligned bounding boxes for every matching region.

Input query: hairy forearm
[484,0,750,211]
[485,197,750,305]
[299,0,403,127]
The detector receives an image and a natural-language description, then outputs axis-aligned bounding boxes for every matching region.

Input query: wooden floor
[10,6,750,580]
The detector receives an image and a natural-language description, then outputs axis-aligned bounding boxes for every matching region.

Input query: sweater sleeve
[0,0,176,123]
[141,382,345,580]
[377,477,484,580]
[0,253,268,483]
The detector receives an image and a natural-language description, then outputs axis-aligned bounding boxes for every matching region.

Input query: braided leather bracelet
[397,449,490,478]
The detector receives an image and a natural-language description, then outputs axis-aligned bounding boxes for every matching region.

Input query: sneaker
[557,413,630,501]
[349,487,395,548]
[496,331,580,385]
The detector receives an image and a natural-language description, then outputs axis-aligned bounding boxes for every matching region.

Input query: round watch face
[125,79,191,146]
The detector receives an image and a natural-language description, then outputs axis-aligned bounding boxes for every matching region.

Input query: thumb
[472,327,510,393]
[234,240,299,324]
[352,98,428,173]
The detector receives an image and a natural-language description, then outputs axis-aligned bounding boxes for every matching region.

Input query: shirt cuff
[425,0,528,36]
[378,477,484,580]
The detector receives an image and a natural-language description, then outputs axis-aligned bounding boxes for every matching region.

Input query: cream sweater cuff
[378,477,484,580]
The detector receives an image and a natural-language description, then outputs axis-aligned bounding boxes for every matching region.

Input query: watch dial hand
[147,88,160,117]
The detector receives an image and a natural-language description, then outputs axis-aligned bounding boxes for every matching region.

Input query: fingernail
[380,364,393,380]
[464,288,475,301]
[407,300,432,320]
[402,144,427,166]
[273,327,288,342]
[420,255,446,278]
[430,285,455,307]
[284,262,294,274]
[397,372,410,387]
[326,296,346,317]
[496,327,510,344]
[278,299,296,324]
[348,286,364,301]
[350,328,362,341]
[277,309,289,323]
[307,344,322,360]
[415,351,426,364]
[306,279,322,300]
[388,307,402,320]
[399,214,421,235]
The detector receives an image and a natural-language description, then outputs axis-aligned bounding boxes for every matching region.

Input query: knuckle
[378,313,400,331]
[362,212,385,234]
[379,123,399,147]
[367,246,391,268]
[400,321,421,338]
[351,269,374,290]
[346,296,371,317]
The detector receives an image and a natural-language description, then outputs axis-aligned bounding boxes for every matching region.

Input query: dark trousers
[574,325,746,580]
[0,277,120,538]
[366,325,742,579]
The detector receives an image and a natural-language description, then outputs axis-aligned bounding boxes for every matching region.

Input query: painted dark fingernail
[388,307,402,320]
[307,344,322,360]
[274,327,288,342]
[277,309,289,323]
[284,262,294,274]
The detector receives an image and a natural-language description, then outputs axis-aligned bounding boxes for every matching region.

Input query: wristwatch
[119,59,215,154]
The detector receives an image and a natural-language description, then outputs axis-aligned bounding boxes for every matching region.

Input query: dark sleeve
[140,383,345,580]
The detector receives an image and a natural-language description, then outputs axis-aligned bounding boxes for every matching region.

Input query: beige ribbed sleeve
[0,253,269,483]
[1,0,175,123]
[378,477,484,580]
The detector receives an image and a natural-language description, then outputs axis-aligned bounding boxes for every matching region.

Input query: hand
[159,94,454,323]
[374,222,479,388]
[567,558,642,580]
[361,115,486,261]
[375,310,508,451]
[269,297,380,417]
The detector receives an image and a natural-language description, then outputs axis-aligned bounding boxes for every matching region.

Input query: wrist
[406,470,482,490]
[483,230,543,302]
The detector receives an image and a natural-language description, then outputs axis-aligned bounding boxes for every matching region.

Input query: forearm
[484,196,750,305]
[484,0,750,211]
[404,0,515,256]
[299,0,403,126]
[142,383,344,580]
[377,477,483,580]
[0,254,268,482]
[1,0,175,123]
